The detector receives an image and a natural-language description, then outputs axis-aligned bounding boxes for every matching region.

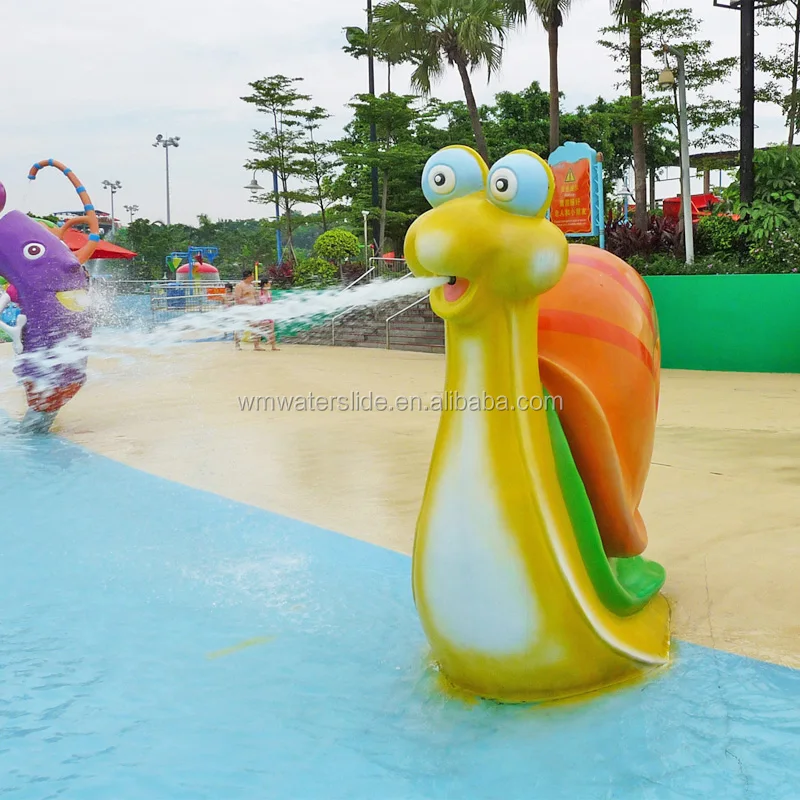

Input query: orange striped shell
[538,244,660,558]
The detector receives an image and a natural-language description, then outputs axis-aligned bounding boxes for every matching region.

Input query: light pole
[659,46,694,265]
[101,179,122,238]
[124,204,139,224]
[617,188,634,223]
[152,134,180,225]
[361,209,370,269]
[245,171,283,265]
[366,0,380,251]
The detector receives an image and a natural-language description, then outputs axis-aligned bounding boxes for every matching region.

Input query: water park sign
[547,142,605,247]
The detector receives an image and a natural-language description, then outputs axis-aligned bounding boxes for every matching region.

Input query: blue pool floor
[1,432,799,799]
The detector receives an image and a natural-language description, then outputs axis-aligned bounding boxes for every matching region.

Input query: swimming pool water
[1,432,798,799]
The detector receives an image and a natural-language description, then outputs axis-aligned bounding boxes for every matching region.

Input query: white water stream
[0,277,446,400]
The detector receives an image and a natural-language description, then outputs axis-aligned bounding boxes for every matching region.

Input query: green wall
[644,274,800,373]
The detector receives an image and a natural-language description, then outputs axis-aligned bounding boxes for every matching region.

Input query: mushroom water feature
[404,145,670,703]
[0,159,99,433]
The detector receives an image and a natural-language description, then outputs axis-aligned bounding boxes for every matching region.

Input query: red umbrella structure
[62,228,137,260]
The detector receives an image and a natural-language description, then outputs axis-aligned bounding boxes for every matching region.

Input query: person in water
[257,278,279,351]
[233,269,263,351]
[0,283,25,354]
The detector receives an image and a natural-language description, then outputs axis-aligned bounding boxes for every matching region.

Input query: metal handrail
[385,295,429,349]
[368,256,410,282]
[331,267,377,345]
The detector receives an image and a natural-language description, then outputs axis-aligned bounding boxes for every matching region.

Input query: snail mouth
[443,277,469,303]
[56,289,90,312]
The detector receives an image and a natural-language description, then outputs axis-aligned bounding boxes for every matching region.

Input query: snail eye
[486,152,552,217]
[429,165,456,195]
[421,146,487,208]
[23,243,46,260]
[489,169,518,202]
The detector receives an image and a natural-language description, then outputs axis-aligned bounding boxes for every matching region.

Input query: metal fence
[88,260,412,329]
[89,278,154,295]
[148,281,230,324]
[370,257,409,280]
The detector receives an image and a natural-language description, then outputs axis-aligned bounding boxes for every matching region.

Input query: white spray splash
[0,276,446,397]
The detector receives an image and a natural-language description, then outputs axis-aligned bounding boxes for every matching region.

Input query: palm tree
[611,0,649,231]
[530,0,578,153]
[373,0,520,163]
[343,26,400,93]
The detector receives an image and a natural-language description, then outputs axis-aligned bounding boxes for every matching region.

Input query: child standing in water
[233,268,263,351]
[258,279,279,351]
[0,283,25,354]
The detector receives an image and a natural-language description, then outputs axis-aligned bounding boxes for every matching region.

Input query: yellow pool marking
[206,636,275,660]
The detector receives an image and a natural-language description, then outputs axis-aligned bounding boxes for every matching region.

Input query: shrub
[605,215,678,260]
[267,262,294,287]
[627,252,743,276]
[746,226,800,274]
[752,145,800,201]
[341,261,369,285]
[293,256,339,288]
[312,229,360,265]
[695,214,746,257]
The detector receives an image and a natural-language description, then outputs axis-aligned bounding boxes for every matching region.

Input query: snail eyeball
[421,146,488,208]
[486,152,552,218]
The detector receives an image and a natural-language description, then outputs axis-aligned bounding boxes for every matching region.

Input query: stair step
[388,343,445,353]
[281,295,445,354]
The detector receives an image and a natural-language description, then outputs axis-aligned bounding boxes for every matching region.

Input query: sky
[0,0,788,226]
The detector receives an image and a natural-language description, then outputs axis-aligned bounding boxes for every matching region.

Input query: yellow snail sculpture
[404,146,670,703]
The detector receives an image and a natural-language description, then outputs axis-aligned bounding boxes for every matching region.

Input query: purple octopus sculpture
[0,159,100,432]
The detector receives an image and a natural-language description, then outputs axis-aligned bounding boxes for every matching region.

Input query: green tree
[115,217,278,280]
[333,94,434,254]
[536,0,580,152]
[607,0,649,231]
[484,82,551,157]
[756,1,800,145]
[293,256,339,288]
[724,145,800,272]
[415,98,480,151]
[296,106,340,232]
[292,218,326,255]
[373,0,520,163]
[506,1,580,152]
[241,75,313,262]
[313,229,361,265]
[343,24,401,92]
[639,10,738,149]
[601,6,738,224]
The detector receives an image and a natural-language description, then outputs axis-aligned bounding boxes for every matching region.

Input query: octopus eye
[23,242,46,260]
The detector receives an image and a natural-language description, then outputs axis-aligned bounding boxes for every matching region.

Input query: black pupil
[28,245,41,255]
[496,178,509,192]
[434,173,446,186]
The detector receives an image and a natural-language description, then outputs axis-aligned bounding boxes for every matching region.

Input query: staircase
[283,295,444,353]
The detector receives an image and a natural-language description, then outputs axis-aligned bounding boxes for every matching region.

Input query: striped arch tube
[27,159,100,264]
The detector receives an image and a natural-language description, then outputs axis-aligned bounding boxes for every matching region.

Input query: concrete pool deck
[1,341,799,669]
